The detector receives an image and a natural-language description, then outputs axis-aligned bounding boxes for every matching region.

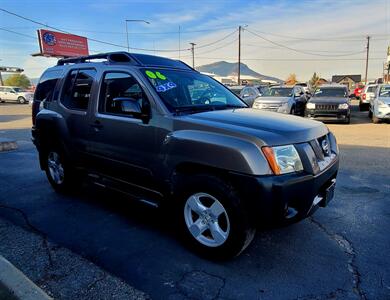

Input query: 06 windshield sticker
[145,70,167,80]
[156,82,177,92]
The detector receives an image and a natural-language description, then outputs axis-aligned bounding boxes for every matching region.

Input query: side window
[34,70,62,102]
[61,69,96,111]
[99,72,149,117]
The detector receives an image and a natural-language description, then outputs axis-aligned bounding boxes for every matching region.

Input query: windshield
[12,88,26,92]
[142,69,247,112]
[262,87,292,97]
[257,86,270,95]
[367,86,377,93]
[379,86,390,97]
[314,88,347,97]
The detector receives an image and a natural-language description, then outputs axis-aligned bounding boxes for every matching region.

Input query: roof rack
[57,52,141,66]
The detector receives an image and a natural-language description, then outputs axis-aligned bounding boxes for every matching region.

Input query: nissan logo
[321,139,330,156]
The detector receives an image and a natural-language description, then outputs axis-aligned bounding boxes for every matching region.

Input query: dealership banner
[37,29,89,57]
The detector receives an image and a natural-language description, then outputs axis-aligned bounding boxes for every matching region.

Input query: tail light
[362,93,366,100]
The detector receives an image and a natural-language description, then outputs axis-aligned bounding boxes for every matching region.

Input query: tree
[309,72,320,90]
[4,74,31,88]
[285,73,298,85]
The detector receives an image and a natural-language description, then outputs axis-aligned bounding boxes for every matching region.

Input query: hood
[180,108,328,145]
[254,96,290,104]
[378,97,390,104]
[309,96,348,104]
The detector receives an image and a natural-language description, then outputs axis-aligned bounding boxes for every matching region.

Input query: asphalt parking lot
[0,101,389,299]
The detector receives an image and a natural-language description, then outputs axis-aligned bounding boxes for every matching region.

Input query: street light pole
[125,19,150,52]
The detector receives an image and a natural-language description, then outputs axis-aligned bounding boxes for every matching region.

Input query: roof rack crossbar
[57,52,141,66]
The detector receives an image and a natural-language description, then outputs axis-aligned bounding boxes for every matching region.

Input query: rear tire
[174,173,256,260]
[43,145,81,193]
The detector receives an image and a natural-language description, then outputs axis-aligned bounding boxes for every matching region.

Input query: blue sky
[0,0,389,80]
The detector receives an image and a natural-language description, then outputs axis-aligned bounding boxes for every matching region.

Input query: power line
[246,28,389,42]
[0,27,36,39]
[245,29,366,57]
[0,8,190,52]
[194,30,238,49]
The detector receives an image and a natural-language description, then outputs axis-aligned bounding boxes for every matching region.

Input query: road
[0,102,389,299]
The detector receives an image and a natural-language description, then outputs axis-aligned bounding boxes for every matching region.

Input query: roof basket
[57,52,139,66]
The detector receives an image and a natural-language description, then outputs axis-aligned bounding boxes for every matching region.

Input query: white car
[0,86,33,104]
[360,84,377,111]
[369,84,390,123]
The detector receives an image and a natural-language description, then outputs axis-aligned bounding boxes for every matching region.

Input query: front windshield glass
[262,87,292,97]
[314,88,346,97]
[379,86,390,97]
[142,69,246,112]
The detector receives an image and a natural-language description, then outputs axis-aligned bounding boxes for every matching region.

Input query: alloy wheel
[184,192,230,247]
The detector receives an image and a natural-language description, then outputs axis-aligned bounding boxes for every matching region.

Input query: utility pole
[364,35,370,85]
[238,25,242,85]
[190,43,196,68]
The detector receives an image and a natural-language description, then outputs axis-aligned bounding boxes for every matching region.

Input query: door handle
[90,120,103,131]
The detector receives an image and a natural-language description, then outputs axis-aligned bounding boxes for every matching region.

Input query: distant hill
[196,61,282,83]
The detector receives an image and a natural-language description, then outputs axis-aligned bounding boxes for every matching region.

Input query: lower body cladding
[305,109,350,123]
[229,157,339,226]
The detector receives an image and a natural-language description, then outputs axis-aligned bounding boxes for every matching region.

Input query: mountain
[196,61,282,83]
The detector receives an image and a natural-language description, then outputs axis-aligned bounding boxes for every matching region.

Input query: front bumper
[305,109,350,121]
[376,106,390,119]
[230,157,339,226]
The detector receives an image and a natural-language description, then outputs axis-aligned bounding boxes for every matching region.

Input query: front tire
[18,97,26,104]
[175,174,256,259]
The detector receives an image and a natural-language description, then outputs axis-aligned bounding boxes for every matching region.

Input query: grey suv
[32,52,339,259]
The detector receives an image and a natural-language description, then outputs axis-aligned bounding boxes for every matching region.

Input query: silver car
[369,84,390,123]
[252,85,308,116]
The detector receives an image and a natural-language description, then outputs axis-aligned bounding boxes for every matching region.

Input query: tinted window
[61,69,96,111]
[34,70,62,102]
[379,86,390,97]
[99,72,149,117]
[142,69,246,112]
[367,86,376,93]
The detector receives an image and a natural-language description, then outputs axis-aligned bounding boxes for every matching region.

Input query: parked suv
[252,85,308,116]
[32,52,339,259]
[305,85,351,124]
[0,86,33,104]
[360,84,377,111]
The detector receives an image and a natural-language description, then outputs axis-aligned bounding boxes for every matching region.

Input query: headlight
[306,103,315,109]
[338,103,349,109]
[262,145,303,175]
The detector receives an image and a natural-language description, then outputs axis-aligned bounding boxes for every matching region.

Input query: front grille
[315,104,338,111]
[310,134,336,171]
[253,103,281,111]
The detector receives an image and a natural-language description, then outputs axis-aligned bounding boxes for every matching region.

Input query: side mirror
[112,97,150,123]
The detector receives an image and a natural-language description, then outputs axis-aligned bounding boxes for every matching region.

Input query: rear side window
[61,69,96,111]
[34,70,62,102]
[367,86,376,93]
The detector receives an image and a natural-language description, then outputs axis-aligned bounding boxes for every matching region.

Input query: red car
[353,85,364,99]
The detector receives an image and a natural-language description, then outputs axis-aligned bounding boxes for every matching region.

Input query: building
[331,75,362,90]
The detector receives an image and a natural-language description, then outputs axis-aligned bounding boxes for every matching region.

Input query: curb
[0,256,52,300]
[0,138,18,152]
